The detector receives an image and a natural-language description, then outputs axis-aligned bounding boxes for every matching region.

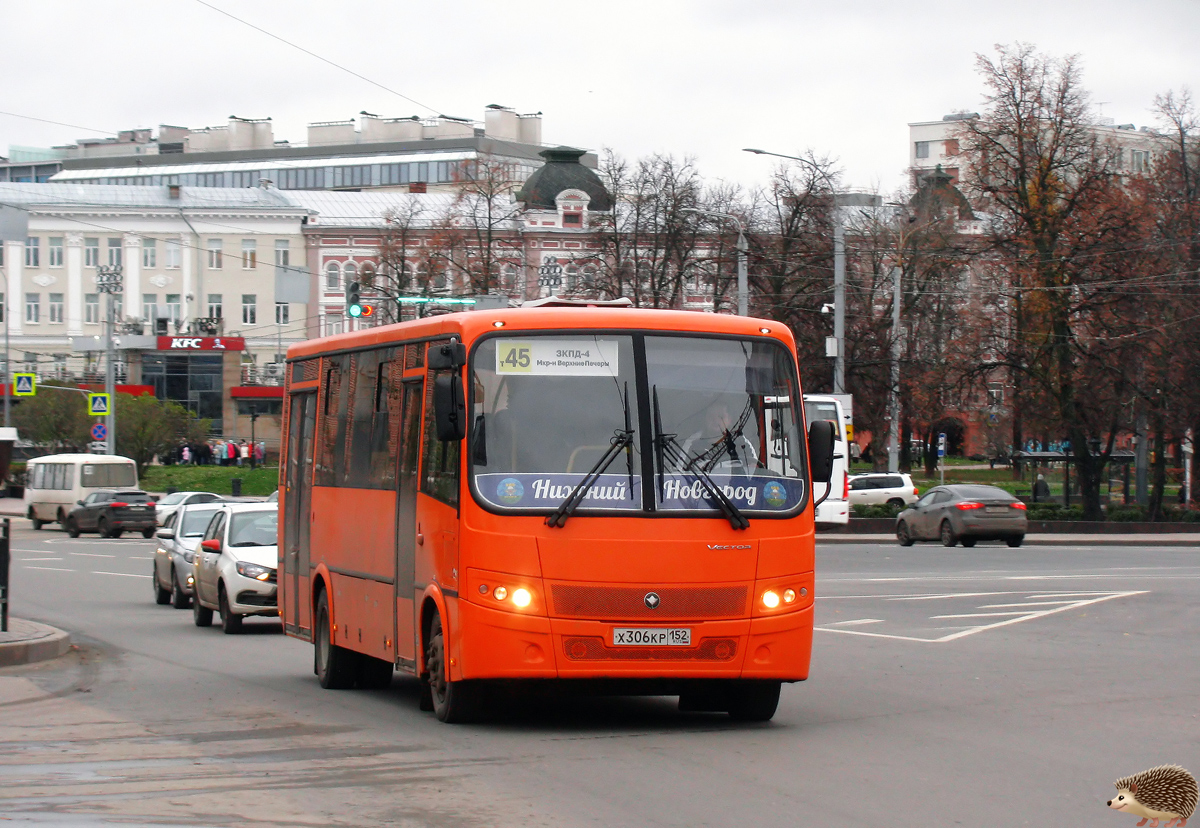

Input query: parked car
[152,502,226,608]
[155,491,224,526]
[192,504,279,634]
[895,484,1027,548]
[64,490,158,538]
[849,473,919,508]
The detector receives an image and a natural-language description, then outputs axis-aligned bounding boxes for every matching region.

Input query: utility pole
[96,265,122,455]
[833,219,846,393]
[679,207,748,316]
[1134,410,1149,505]
[887,266,901,473]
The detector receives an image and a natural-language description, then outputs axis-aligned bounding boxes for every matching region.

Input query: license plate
[612,627,691,646]
[986,506,1009,514]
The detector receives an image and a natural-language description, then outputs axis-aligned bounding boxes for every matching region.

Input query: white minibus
[24,454,140,529]
[803,395,849,528]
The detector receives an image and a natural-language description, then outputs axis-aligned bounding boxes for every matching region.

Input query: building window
[48,293,63,323]
[1130,150,1150,172]
[242,294,257,324]
[85,238,99,267]
[275,302,289,324]
[25,237,39,268]
[563,212,582,227]
[207,239,222,269]
[107,238,122,267]
[987,388,1004,407]
[915,141,931,160]
[166,294,181,320]
[344,261,358,287]
[207,294,223,318]
[142,238,157,268]
[274,239,289,270]
[85,294,99,324]
[325,261,340,290]
[143,293,158,320]
[25,293,39,323]
[48,237,63,268]
[241,239,257,269]
[325,313,342,336]
[165,239,181,269]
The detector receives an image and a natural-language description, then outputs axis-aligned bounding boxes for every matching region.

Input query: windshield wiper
[652,386,749,530]
[545,383,635,528]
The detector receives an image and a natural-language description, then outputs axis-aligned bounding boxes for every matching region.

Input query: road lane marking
[68,552,116,558]
[824,619,884,626]
[930,611,1032,619]
[22,566,74,572]
[17,557,63,561]
[94,571,149,578]
[978,601,1077,608]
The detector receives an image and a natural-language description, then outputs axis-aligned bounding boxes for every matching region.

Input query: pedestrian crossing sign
[87,393,110,416]
[12,373,35,396]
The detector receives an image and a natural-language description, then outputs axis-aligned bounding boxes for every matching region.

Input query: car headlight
[235,561,273,581]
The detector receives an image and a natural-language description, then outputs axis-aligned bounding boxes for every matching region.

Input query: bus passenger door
[393,381,423,664]
[284,391,317,638]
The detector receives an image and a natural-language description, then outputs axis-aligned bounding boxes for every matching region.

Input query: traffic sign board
[89,441,107,453]
[91,422,107,441]
[87,393,110,415]
[12,373,35,396]
[937,432,946,458]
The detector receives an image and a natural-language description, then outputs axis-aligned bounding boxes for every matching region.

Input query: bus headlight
[493,586,508,601]
[511,588,532,608]
[761,590,781,609]
[783,588,797,604]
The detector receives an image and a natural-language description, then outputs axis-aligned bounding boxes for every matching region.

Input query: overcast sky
[3,0,1197,194]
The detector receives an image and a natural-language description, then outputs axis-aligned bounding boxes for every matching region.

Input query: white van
[24,454,140,529]
[803,395,849,528]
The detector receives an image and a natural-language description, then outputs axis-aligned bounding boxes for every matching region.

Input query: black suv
[66,490,158,538]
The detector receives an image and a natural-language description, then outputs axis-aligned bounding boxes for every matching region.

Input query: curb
[0,619,72,667]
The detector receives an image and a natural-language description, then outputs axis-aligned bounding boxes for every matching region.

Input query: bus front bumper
[455,600,813,682]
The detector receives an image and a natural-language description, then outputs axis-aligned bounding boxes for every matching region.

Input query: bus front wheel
[727,680,782,722]
[425,613,480,723]
[314,591,357,689]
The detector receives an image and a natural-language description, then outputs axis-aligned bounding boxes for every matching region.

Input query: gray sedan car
[152,502,226,608]
[895,484,1027,547]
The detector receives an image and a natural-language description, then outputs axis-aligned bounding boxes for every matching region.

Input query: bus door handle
[417,533,425,546]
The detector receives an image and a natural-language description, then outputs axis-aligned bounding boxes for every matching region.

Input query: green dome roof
[515,147,612,211]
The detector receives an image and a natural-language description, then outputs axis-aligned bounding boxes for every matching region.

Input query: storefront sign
[157,337,245,351]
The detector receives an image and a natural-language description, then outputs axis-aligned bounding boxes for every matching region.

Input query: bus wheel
[727,680,781,722]
[357,656,394,690]
[425,613,479,723]
[314,591,356,689]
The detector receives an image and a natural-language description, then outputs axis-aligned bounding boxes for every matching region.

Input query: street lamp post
[680,208,747,316]
[96,265,123,456]
[743,148,846,392]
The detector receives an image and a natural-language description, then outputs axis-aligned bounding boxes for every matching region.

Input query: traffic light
[345,280,362,317]
[359,304,374,318]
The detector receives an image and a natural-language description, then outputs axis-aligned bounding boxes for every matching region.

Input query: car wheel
[961,538,977,548]
[426,612,481,723]
[192,593,213,627]
[1006,536,1024,548]
[153,562,171,605]
[57,510,68,531]
[887,498,906,508]
[896,521,915,547]
[940,520,957,547]
[314,590,357,689]
[357,656,394,690]
[171,569,191,609]
[219,584,242,634]
[97,517,111,539]
[30,516,44,530]
[141,527,155,539]
[65,518,81,538]
[727,680,782,722]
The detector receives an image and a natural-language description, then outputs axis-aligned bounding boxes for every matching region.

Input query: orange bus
[278,305,834,722]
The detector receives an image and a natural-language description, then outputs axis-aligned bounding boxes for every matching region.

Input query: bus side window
[345,351,379,488]
[315,357,346,487]
[370,355,401,487]
[420,356,459,507]
[63,464,74,490]
[30,464,43,490]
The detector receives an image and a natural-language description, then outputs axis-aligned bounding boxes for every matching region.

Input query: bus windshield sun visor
[545,383,635,528]
[652,386,750,531]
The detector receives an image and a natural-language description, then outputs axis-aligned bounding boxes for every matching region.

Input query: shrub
[852,503,903,519]
[1026,504,1085,521]
[1106,504,1147,522]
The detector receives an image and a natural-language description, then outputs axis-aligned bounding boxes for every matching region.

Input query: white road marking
[978,601,1077,608]
[68,552,116,558]
[824,619,884,627]
[930,611,1032,619]
[94,571,149,578]
[22,566,74,572]
[18,557,63,561]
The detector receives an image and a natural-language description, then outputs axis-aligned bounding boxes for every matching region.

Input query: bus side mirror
[428,342,466,370]
[434,374,466,441]
[808,419,835,484]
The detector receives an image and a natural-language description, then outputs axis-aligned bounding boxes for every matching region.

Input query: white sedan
[155,491,224,525]
[191,504,279,634]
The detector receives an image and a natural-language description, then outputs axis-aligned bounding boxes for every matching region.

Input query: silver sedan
[152,503,226,608]
[895,484,1027,547]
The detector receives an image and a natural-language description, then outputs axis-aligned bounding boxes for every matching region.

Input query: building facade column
[65,233,84,336]
[179,233,193,327]
[123,234,142,322]
[4,240,23,336]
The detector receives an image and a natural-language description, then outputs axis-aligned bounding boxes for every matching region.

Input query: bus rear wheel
[727,680,782,722]
[425,613,480,723]
[314,590,357,689]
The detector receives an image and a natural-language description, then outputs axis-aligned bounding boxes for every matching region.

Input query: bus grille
[563,637,738,661]
[549,585,748,619]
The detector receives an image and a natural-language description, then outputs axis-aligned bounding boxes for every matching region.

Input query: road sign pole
[105,289,115,455]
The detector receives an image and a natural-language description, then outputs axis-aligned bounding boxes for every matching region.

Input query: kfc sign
[157,336,246,351]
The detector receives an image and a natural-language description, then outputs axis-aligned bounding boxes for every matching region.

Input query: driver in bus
[681,398,760,473]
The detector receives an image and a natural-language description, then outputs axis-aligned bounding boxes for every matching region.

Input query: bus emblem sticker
[644,592,661,609]
[762,481,788,508]
[496,478,525,505]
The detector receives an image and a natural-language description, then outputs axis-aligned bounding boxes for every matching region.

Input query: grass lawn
[140,465,280,496]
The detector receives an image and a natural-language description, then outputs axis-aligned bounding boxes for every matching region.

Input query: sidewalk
[819,532,1200,547]
[0,618,72,667]
[0,497,23,518]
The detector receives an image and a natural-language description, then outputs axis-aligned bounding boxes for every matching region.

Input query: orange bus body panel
[281,307,816,688]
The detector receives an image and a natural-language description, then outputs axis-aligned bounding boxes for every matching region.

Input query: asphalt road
[2,524,1198,827]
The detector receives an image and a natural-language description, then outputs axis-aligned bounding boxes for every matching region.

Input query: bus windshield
[470,333,807,516]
